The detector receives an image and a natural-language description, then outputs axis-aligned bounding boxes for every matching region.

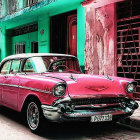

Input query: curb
[118,119,140,132]
[118,110,140,131]
[117,101,140,131]
[118,122,140,132]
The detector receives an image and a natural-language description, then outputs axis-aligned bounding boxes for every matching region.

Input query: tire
[26,100,44,133]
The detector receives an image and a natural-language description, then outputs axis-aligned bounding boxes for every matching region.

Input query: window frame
[0,60,12,75]
[0,59,23,75]
[10,59,22,74]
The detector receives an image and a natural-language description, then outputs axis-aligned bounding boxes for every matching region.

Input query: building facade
[0,0,140,97]
[0,0,85,69]
[83,0,140,97]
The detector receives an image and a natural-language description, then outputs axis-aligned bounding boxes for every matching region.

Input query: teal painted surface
[0,0,85,67]
[12,31,38,54]
[38,15,50,53]
[0,26,7,61]
[77,6,85,67]
[0,0,84,24]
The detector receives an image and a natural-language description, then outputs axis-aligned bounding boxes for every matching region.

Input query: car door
[1,59,21,109]
[0,76,4,103]
[0,67,6,104]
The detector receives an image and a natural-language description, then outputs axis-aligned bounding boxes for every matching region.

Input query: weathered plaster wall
[16,0,24,10]
[0,0,6,18]
[85,3,116,76]
[5,0,17,14]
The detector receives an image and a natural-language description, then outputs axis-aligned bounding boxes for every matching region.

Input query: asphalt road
[0,106,140,140]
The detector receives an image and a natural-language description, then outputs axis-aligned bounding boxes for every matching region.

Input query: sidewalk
[119,101,140,131]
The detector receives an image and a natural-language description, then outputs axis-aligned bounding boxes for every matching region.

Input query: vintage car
[0,53,138,133]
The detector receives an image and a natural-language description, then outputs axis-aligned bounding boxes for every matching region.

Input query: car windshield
[23,56,81,73]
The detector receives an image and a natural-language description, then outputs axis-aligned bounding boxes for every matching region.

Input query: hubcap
[27,102,39,130]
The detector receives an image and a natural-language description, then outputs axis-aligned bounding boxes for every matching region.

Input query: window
[1,61,12,74]
[10,60,21,74]
[6,0,17,14]
[23,59,35,73]
[26,0,38,6]
[22,56,80,73]
[117,0,140,98]
[13,24,38,36]
[15,43,25,54]
[31,42,38,53]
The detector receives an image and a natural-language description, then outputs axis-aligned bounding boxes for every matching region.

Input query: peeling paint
[0,0,56,22]
[85,3,116,76]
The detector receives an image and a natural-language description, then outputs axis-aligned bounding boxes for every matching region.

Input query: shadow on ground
[0,106,130,140]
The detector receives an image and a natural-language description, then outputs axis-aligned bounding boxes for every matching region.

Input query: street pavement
[0,103,140,139]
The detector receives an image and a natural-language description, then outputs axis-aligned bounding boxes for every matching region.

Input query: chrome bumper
[41,100,138,122]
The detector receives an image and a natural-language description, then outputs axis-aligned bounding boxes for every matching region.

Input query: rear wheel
[26,100,44,133]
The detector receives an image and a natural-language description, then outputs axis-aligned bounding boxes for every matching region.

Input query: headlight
[53,84,66,97]
[126,83,136,93]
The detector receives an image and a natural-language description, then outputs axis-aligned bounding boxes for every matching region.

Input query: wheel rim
[27,102,39,130]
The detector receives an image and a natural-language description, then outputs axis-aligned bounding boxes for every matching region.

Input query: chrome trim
[105,75,113,81]
[74,103,120,109]
[1,53,76,64]
[0,83,19,88]
[41,104,133,122]
[52,83,66,97]
[125,81,137,93]
[0,83,51,94]
[53,96,71,106]
[69,74,77,82]
[41,98,138,122]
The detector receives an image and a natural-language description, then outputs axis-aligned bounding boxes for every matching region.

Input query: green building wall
[0,0,85,68]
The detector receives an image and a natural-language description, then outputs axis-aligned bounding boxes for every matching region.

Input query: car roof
[1,53,76,63]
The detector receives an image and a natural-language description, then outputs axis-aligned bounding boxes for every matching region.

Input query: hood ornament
[69,74,77,82]
[105,75,113,81]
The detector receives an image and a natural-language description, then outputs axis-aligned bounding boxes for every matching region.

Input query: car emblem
[69,74,77,82]
[105,75,113,81]
[86,86,107,91]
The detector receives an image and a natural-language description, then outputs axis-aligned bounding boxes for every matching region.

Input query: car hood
[41,73,128,98]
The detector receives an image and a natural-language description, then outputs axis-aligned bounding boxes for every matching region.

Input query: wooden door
[67,14,77,56]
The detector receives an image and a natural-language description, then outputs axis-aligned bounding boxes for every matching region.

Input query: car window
[21,56,81,73]
[23,57,47,73]
[1,61,12,74]
[10,60,21,74]
[23,59,35,73]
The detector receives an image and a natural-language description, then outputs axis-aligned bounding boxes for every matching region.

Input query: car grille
[71,97,126,105]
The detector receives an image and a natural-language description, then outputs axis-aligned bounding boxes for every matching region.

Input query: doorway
[50,11,77,56]
[31,42,38,53]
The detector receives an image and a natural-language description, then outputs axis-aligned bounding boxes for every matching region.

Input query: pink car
[0,53,138,133]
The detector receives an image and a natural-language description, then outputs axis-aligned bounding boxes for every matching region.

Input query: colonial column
[38,15,50,53]
[0,26,7,60]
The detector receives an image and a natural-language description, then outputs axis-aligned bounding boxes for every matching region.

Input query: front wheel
[26,101,44,133]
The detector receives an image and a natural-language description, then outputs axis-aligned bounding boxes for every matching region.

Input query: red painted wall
[85,3,116,76]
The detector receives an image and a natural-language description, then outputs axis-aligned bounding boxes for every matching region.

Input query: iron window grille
[26,0,38,6]
[7,0,17,14]
[13,23,38,36]
[15,43,25,54]
[117,0,140,98]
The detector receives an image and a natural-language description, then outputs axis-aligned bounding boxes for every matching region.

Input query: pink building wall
[84,2,117,76]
